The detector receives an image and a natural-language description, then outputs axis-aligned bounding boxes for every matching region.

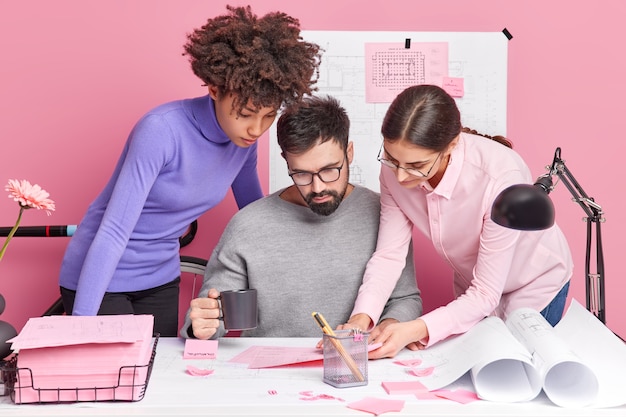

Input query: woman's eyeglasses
[377,144,442,178]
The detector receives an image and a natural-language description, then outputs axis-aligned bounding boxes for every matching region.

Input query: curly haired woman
[58,5,322,336]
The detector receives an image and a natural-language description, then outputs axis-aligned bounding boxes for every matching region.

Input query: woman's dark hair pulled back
[381,85,461,152]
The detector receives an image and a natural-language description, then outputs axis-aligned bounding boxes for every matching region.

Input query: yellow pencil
[312,312,365,382]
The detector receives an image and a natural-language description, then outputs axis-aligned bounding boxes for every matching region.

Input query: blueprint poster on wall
[269,31,509,193]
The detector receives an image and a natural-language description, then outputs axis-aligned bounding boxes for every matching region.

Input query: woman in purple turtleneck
[58,5,321,336]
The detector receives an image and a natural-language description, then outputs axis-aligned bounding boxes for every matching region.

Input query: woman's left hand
[367,319,428,359]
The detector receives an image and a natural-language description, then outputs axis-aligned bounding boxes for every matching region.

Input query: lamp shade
[491,184,555,230]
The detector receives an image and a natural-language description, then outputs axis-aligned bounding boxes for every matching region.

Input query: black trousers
[60,277,180,337]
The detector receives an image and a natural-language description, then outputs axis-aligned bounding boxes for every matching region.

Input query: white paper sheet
[405,300,625,407]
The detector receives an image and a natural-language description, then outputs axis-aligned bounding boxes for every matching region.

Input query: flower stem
[0,206,25,262]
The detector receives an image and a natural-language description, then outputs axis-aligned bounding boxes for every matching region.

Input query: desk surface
[0,337,624,416]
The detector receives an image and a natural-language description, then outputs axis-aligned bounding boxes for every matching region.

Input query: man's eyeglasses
[377,144,442,178]
[288,157,346,186]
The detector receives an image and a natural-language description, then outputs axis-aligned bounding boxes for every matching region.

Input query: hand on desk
[188,288,221,340]
[367,318,428,359]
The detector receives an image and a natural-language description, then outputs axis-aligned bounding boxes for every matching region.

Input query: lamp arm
[548,147,606,323]
[551,148,604,222]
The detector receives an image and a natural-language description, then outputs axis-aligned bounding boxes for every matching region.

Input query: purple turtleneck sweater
[59,95,263,316]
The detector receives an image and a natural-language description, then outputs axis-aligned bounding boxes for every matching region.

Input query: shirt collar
[190,94,231,145]
[421,134,465,199]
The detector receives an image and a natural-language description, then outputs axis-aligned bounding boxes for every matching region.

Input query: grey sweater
[180,185,422,338]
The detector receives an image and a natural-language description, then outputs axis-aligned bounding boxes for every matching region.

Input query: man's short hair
[277,95,350,155]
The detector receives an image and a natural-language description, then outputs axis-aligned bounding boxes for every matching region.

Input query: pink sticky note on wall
[442,77,464,97]
[183,339,218,359]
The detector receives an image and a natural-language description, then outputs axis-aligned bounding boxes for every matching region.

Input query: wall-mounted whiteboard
[269,31,509,193]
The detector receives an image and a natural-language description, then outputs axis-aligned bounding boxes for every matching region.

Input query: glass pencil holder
[322,329,368,388]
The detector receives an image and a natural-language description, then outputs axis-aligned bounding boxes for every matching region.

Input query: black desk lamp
[491,147,606,323]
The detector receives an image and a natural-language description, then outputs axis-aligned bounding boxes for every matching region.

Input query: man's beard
[305,189,345,216]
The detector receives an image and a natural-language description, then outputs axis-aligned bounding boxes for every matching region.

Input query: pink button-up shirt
[352,133,573,346]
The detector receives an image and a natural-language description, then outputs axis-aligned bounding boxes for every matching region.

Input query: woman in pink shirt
[346,85,573,358]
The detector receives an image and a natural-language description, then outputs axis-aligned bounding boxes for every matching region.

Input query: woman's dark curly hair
[183,5,322,113]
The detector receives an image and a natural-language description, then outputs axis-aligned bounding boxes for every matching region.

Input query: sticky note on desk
[382,380,429,395]
[183,339,218,359]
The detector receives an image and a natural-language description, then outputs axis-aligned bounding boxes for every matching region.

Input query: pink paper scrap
[186,365,214,377]
[407,366,434,377]
[347,397,405,416]
[432,389,480,404]
[299,391,345,402]
[392,358,422,367]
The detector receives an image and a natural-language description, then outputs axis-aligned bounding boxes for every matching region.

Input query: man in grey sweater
[180,95,422,340]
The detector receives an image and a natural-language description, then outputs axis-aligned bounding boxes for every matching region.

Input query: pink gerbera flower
[6,179,55,214]
[1,179,55,262]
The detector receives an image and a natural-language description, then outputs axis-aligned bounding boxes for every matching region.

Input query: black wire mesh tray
[0,334,159,404]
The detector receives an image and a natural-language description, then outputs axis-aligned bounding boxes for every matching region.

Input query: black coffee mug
[217,289,258,331]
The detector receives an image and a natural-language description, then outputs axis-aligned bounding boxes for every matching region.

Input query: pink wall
[1,1,624,338]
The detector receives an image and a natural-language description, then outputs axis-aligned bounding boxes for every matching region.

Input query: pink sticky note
[393,358,422,367]
[407,366,434,377]
[433,389,480,404]
[183,339,218,359]
[415,391,442,400]
[442,77,464,97]
[381,380,428,395]
[347,397,405,416]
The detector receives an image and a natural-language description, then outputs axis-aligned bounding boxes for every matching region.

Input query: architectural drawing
[269,31,508,193]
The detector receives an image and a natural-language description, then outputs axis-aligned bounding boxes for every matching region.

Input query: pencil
[312,312,365,382]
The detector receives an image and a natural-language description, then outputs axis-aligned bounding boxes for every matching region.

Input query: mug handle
[216,294,224,321]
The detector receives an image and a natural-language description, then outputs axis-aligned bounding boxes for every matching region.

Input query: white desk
[0,337,624,416]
